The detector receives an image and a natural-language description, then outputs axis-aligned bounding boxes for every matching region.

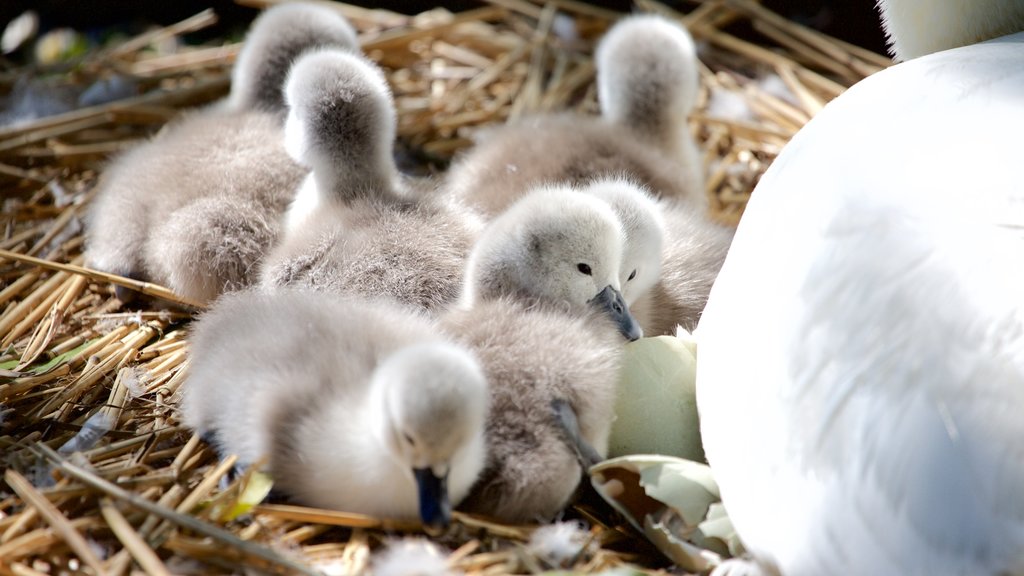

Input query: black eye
[403,432,416,447]
[627,269,637,281]
[577,263,592,275]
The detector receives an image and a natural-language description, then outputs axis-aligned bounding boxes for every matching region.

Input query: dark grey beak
[552,399,603,471]
[413,467,450,530]
[589,285,642,341]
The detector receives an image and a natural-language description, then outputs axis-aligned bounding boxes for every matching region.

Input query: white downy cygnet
[259,49,479,311]
[85,3,358,305]
[580,177,666,308]
[181,290,489,528]
[633,201,734,335]
[444,13,705,218]
[697,1,1024,575]
[458,182,641,341]
[584,177,733,336]
[443,185,631,523]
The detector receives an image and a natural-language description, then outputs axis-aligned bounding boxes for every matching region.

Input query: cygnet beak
[589,285,642,341]
[413,467,451,532]
[552,398,603,471]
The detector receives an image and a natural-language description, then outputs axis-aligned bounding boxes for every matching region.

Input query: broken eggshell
[607,329,703,461]
[589,455,743,573]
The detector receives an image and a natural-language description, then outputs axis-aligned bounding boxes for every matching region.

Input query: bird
[443,13,705,218]
[180,289,489,528]
[443,184,633,522]
[696,0,1024,574]
[583,177,733,336]
[579,177,665,309]
[84,3,358,306]
[259,48,480,311]
[632,201,734,336]
[457,182,641,340]
[440,13,726,334]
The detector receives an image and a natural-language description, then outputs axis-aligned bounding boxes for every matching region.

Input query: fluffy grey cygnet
[259,49,480,311]
[180,290,489,528]
[442,185,632,523]
[444,14,704,218]
[85,3,358,305]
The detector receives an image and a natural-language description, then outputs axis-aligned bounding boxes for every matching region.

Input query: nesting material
[527,520,598,568]
[372,537,456,576]
[0,0,886,574]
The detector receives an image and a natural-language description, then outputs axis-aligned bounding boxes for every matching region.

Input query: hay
[0,1,886,574]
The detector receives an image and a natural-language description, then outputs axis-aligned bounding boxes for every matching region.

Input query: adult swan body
[697,1,1024,575]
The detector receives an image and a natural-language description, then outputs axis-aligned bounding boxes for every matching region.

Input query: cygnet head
[463,185,643,340]
[284,48,398,200]
[371,342,489,528]
[581,177,664,306]
[595,14,699,149]
[228,3,359,112]
[876,0,1024,61]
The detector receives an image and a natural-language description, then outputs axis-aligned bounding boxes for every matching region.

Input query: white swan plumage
[697,1,1024,574]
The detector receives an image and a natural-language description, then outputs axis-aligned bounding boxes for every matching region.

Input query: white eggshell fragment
[589,455,742,573]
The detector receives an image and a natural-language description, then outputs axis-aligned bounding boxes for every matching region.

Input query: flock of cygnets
[81,0,1024,572]
[84,4,731,527]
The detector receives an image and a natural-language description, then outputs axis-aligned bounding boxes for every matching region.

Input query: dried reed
[0,1,887,573]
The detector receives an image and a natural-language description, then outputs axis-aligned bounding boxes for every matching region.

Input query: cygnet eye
[627,269,637,281]
[577,263,592,275]
[403,432,417,447]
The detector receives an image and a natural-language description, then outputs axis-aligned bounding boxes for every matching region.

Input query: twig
[253,504,422,532]
[99,498,174,576]
[108,9,219,58]
[29,443,324,576]
[0,248,205,310]
[4,469,107,575]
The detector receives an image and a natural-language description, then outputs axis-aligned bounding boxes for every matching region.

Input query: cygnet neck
[312,156,404,205]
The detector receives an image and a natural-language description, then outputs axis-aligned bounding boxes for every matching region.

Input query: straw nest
[0,1,889,574]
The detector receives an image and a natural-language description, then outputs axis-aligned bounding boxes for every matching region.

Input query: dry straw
[0,0,887,573]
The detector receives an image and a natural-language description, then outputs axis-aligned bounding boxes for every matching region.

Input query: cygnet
[443,185,632,522]
[633,200,734,335]
[259,48,479,311]
[459,182,641,340]
[444,13,704,218]
[180,289,489,528]
[580,177,665,307]
[85,3,358,305]
[583,177,733,336]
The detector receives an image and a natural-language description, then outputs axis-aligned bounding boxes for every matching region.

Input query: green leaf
[1,340,95,375]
